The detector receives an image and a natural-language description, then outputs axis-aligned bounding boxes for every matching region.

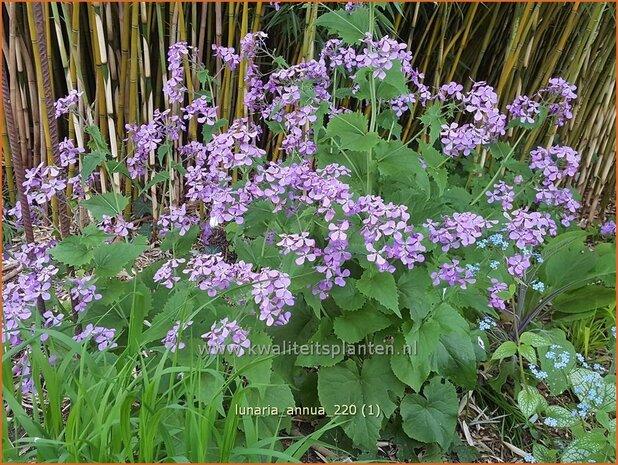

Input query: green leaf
[519,332,551,348]
[81,193,130,221]
[492,341,517,360]
[518,343,537,364]
[49,235,96,267]
[160,226,200,256]
[356,268,400,315]
[295,334,344,368]
[517,385,544,419]
[139,171,170,196]
[326,112,380,151]
[81,151,107,182]
[315,9,370,44]
[330,278,366,311]
[554,285,616,314]
[397,268,437,322]
[105,160,131,178]
[318,357,403,449]
[244,381,295,439]
[400,377,458,449]
[561,432,607,463]
[333,301,393,343]
[92,236,149,277]
[419,104,443,144]
[376,141,430,197]
[544,405,578,428]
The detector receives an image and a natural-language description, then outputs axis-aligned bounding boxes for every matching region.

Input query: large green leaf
[92,236,149,277]
[356,268,400,315]
[400,377,458,449]
[326,112,380,151]
[318,357,403,449]
[81,193,130,221]
[330,277,366,311]
[315,9,370,44]
[333,301,393,343]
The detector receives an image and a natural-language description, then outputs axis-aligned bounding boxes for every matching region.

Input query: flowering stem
[470,132,526,206]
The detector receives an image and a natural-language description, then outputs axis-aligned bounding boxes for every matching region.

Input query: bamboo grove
[1,2,616,231]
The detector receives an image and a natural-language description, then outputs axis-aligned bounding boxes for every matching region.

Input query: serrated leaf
[160,226,200,256]
[330,278,366,311]
[81,151,107,182]
[326,112,379,151]
[140,171,170,196]
[333,301,393,343]
[318,357,403,449]
[356,268,400,315]
[295,334,344,368]
[49,235,96,267]
[315,9,370,44]
[81,193,130,221]
[400,377,458,449]
[92,236,149,277]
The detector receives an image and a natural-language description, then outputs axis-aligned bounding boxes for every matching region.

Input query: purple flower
[440,123,480,157]
[506,253,531,278]
[59,138,84,167]
[163,42,193,103]
[162,320,193,352]
[277,232,320,265]
[74,324,118,351]
[424,212,497,251]
[202,317,250,356]
[507,95,541,125]
[529,145,580,186]
[539,77,577,126]
[154,258,186,289]
[212,44,241,70]
[157,204,200,237]
[23,163,67,206]
[70,275,103,313]
[600,220,616,236]
[252,269,294,326]
[54,89,82,118]
[431,260,476,289]
[488,279,508,311]
[99,214,135,238]
[182,96,218,124]
[486,181,515,211]
[506,209,557,249]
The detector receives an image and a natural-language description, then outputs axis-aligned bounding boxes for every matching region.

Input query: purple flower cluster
[157,204,200,237]
[23,163,67,206]
[600,220,616,236]
[529,145,581,225]
[488,278,508,311]
[431,260,476,289]
[439,81,506,157]
[99,214,135,238]
[506,95,541,125]
[59,138,84,167]
[486,181,515,211]
[212,44,241,70]
[74,323,117,350]
[252,269,294,325]
[2,242,58,348]
[277,232,320,265]
[425,212,497,251]
[153,258,186,288]
[163,42,193,103]
[182,96,218,125]
[70,275,103,313]
[161,320,193,352]
[540,77,577,126]
[347,195,426,273]
[54,89,82,118]
[506,253,531,278]
[506,209,557,249]
[202,317,250,356]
